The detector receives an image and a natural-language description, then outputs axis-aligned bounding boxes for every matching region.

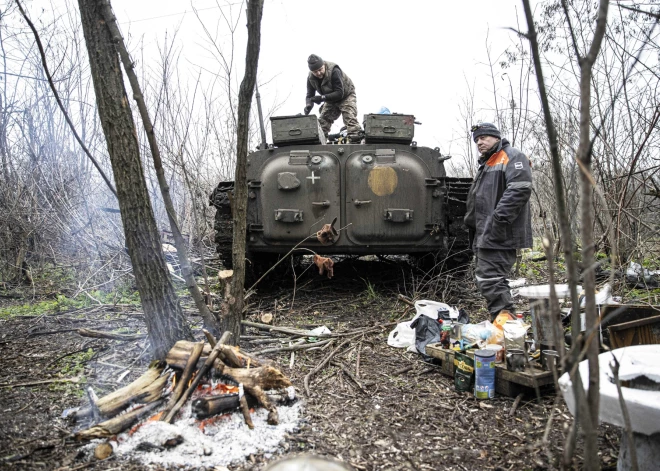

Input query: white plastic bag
[307,326,331,336]
[413,300,459,321]
[387,321,416,349]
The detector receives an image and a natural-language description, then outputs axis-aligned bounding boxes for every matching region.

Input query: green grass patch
[57,348,95,376]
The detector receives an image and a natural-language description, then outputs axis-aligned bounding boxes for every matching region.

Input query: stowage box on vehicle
[363,113,415,144]
[270,115,327,146]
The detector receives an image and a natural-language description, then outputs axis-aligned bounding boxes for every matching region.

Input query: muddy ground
[0,258,621,471]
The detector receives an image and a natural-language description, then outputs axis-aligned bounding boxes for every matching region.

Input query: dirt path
[0,259,620,470]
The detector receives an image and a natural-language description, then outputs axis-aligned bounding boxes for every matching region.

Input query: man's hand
[304,99,313,115]
[311,95,323,104]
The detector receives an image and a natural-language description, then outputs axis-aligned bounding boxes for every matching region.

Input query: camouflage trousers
[319,92,361,137]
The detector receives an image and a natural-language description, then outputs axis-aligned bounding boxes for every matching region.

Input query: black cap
[308,54,324,71]
[471,122,501,142]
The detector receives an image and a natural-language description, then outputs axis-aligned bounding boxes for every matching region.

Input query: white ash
[82,399,303,469]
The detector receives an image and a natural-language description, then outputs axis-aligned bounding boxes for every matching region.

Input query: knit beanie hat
[472,122,501,142]
[308,54,324,71]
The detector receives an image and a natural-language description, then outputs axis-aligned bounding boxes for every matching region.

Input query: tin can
[474,349,496,399]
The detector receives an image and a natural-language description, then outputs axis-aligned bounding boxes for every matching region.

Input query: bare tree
[97,0,221,336]
[76,0,193,358]
[225,0,264,342]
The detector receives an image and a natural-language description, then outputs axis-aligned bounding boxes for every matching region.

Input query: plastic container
[487,344,504,363]
[474,349,496,399]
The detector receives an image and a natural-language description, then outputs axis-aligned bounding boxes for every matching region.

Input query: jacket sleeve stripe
[507,181,532,189]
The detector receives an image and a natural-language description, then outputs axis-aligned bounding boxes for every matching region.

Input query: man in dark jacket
[464,123,533,321]
[304,54,361,141]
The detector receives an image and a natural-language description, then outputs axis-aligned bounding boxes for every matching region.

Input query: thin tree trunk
[98,0,221,336]
[226,0,264,343]
[521,1,598,467]
[573,1,610,468]
[77,0,193,359]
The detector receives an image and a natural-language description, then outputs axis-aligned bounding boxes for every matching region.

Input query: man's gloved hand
[304,100,313,115]
[311,95,324,104]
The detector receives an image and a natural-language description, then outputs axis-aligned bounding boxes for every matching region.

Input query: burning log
[159,341,204,421]
[192,393,240,419]
[70,362,167,421]
[162,334,231,423]
[221,365,291,390]
[71,331,294,439]
[75,400,164,440]
[166,340,273,370]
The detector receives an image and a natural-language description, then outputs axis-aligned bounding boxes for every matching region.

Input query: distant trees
[454,0,660,269]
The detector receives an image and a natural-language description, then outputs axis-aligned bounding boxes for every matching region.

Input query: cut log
[75,400,163,440]
[191,394,240,419]
[202,329,217,348]
[239,394,254,429]
[222,365,291,390]
[244,384,278,425]
[159,341,204,421]
[70,362,167,421]
[166,340,272,370]
[162,335,232,423]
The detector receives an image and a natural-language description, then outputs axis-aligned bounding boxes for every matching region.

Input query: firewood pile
[67,331,293,442]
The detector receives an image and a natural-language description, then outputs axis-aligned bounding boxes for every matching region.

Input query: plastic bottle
[516,312,524,324]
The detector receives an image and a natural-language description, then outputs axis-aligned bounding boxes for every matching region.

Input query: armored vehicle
[210,113,472,274]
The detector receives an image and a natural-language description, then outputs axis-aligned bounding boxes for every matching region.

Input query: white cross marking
[307,171,320,184]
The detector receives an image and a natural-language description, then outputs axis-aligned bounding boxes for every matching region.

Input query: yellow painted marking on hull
[368,167,398,196]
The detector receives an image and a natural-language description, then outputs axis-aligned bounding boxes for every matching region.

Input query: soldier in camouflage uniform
[304,54,361,141]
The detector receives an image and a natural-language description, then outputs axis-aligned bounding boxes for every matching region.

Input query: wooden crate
[600,304,660,347]
[608,315,660,348]
[425,343,556,397]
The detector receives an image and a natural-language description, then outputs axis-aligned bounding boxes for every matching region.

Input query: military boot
[348,130,364,143]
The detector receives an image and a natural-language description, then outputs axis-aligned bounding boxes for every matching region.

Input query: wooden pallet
[425,343,556,397]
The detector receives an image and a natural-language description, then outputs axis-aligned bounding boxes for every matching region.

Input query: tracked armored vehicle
[210,113,471,274]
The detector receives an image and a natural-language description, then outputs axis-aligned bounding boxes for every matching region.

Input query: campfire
[65,333,299,467]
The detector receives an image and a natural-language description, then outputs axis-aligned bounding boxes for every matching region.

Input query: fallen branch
[509,393,524,417]
[332,361,367,395]
[393,365,415,376]
[0,376,81,389]
[253,339,333,356]
[77,328,145,341]
[303,336,356,396]
[397,294,415,307]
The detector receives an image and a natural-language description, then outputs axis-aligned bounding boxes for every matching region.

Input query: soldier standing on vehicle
[304,54,361,142]
[464,123,533,321]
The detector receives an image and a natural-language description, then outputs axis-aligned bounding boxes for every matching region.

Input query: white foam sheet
[516,284,581,299]
[558,345,660,436]
[81,400,303,468]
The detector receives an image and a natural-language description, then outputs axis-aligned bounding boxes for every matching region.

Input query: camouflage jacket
[464,138,533,250]
[306,61,355,103]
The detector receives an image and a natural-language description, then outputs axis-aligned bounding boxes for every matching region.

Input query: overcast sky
[30,0,533,158]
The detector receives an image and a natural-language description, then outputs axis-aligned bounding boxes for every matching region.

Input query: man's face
[475,135,500,155]
[311,64,326,78]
